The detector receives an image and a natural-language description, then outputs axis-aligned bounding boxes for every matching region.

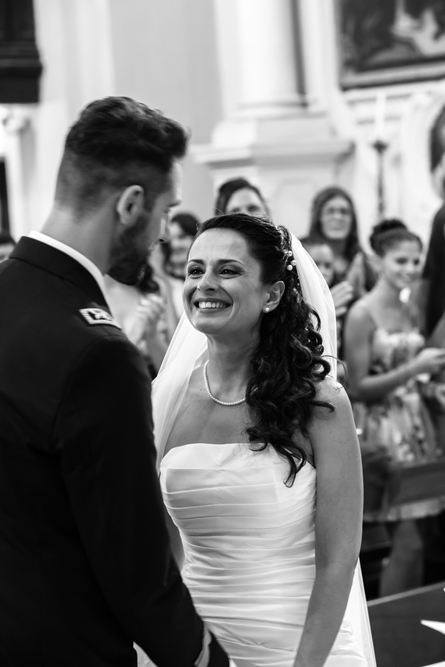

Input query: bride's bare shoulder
[188,364,206,393]
[312,376,351,418]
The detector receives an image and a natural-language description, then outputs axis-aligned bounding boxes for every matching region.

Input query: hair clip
[287,259,297,271]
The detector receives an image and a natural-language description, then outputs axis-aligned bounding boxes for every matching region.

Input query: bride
[152,213,375,667]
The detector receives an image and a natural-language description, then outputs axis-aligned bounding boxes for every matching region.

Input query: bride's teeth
[198,302,226,309]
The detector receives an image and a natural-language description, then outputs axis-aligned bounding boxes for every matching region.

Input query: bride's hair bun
[369,218,421,257]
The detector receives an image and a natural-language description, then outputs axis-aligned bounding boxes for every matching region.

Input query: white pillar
[236,0,302,115]
[213,0,303,120]
[1,107,34,239]
[196,0,354,232]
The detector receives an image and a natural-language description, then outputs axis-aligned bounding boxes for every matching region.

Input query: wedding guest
[214,177,270,218]
[104,263,167,377]
[158,211,199,319]
[344,219,445,596]
[421,203,445,338]
[421,96,445,334]
[163,212,199,278]
[302,239,353,378]
[301,239,354,320]
[417,202,445,585]
[301,186,377,303]
[301,240,335,286]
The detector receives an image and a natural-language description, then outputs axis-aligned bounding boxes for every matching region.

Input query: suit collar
[29,231,106,295]
[11,237,108,307]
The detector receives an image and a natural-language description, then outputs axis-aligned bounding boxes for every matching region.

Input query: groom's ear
[264,281,285,312]
[116,185,144,227]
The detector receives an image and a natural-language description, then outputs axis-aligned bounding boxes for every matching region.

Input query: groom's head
[54,96,187,282]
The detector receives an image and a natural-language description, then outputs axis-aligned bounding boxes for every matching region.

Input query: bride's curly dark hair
[195,213,333,486]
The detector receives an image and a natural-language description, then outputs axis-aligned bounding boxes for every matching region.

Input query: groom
[0,98,229,667]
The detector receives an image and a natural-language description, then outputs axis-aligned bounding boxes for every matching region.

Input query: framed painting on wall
[336,0,445,88]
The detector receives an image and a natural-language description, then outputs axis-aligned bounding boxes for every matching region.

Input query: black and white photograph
[0,2,444,667]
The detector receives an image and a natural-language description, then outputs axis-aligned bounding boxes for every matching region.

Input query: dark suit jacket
[422,203,445,337]
[0,238,228,667]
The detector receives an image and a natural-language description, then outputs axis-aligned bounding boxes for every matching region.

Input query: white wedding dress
[149,236,375,667]
[160,441,374,667]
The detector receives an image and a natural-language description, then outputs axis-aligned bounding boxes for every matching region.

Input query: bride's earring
[264,307,270,313]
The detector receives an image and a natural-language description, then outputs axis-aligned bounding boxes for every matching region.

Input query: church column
[1,107,34,238]
[194,0,353,235]
[212,0,306,126]
[232,0,305,116]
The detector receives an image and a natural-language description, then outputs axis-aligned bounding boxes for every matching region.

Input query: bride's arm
[293,380,363,667]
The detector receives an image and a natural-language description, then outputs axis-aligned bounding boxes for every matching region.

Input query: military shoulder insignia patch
[80,308,121,329]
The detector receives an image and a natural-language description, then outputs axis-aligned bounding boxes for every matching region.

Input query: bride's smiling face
[184,228,271,340]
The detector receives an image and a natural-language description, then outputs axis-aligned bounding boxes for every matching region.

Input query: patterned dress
[353,326,443,521]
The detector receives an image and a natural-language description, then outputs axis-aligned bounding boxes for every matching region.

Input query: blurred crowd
[2,177,445,601]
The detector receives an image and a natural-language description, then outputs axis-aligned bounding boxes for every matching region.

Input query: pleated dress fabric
[160,442,368,667]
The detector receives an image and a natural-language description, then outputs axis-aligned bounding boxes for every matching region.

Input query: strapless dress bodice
[160,443,369,667]
[370,327,424,374]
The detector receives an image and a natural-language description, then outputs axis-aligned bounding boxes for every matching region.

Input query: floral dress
[353,327,443,521]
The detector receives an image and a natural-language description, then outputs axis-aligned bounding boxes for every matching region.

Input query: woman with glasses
[301,186,377,359]
[302,186,376,299]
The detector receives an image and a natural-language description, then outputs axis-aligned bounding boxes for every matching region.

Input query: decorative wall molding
[194,138,353,170]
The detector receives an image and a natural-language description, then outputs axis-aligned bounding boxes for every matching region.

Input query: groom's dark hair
[55,96,188,216]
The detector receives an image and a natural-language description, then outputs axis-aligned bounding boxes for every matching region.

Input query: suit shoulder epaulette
[79,308,121,329]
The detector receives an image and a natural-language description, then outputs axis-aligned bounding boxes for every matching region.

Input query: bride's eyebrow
[187,258,244,265]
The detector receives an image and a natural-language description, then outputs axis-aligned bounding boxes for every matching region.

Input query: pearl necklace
[203,361,246,407]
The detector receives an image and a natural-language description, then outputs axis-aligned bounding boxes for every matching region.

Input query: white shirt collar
[29,231,106,296]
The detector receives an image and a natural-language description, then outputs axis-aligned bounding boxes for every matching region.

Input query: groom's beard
[108,215,149,286]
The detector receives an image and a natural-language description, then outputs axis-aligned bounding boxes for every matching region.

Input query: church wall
[3,0,445,249]
[7,0,224,238]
